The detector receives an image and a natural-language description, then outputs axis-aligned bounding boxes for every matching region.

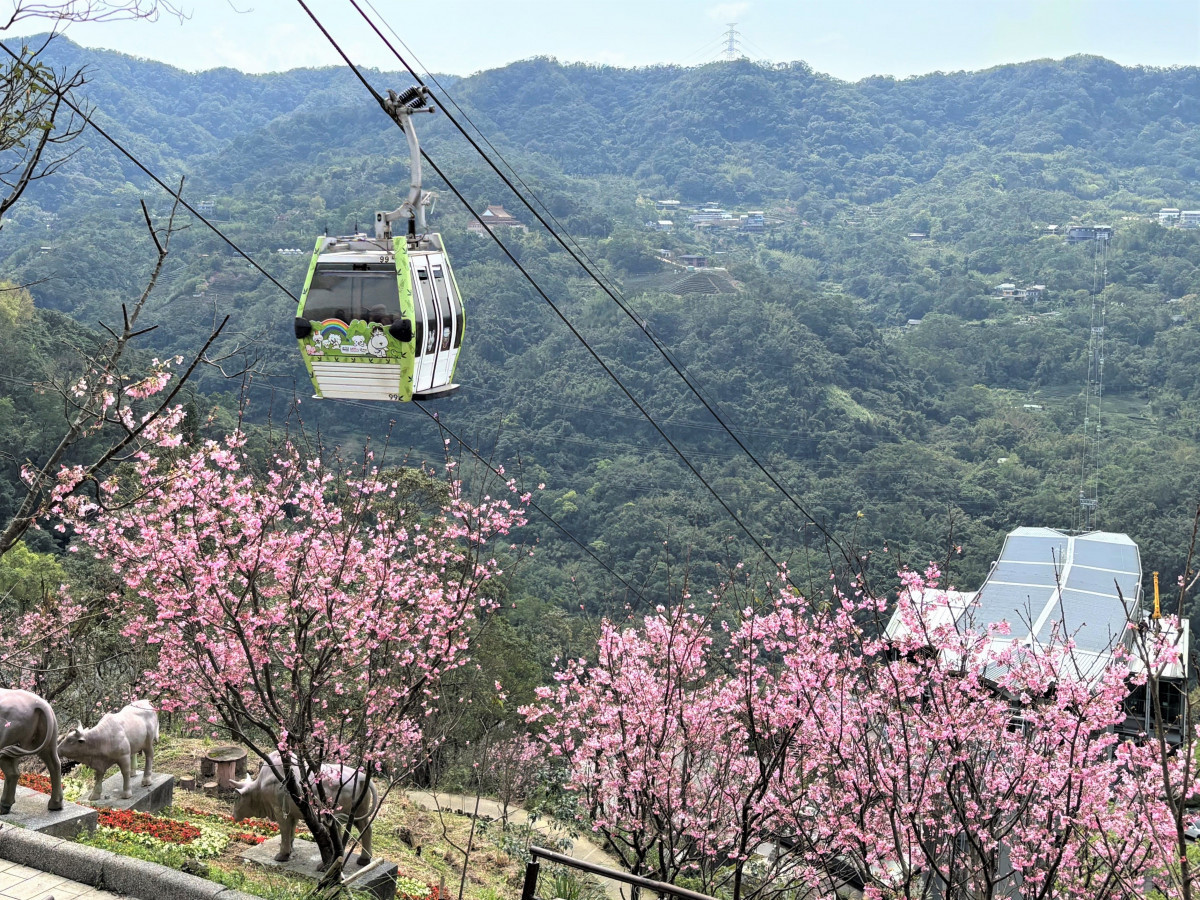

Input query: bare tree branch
[1,1,186,30]
[0,183,227,557]
[0,36,86,225]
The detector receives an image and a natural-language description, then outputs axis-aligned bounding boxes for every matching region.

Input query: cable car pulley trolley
[295,86,463,401]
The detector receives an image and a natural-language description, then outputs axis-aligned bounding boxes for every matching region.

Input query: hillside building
[1159,207,1181,225]
[467,204,527,234]
[1066,225,1112,243]
[994,283,1046,302]
[1181,210,1200,229]
[689,208,732,225]
[885,526,1189,746]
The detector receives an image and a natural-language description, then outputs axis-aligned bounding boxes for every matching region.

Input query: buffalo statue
[58,700,158,801]
[233,751,377,868]
[0,688,64,813]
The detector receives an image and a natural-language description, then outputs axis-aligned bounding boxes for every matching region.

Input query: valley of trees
[2,39,1197,611]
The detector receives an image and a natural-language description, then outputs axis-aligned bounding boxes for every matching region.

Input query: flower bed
[179,805,279,834]
[97,807,201,844]
[0,771,54,794]
[396,876,443,900]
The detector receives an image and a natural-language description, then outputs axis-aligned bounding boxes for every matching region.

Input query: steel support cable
[0,41,295,300]
[294,0,800,587]
[344,0,848,562]
[357,0,622,304]
[0,42,639,603]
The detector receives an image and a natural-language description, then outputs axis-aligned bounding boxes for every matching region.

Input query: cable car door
[412,256,440,393]
[429,258,462,387]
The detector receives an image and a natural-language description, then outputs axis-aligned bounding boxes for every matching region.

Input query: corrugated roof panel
[1003,534,1069,565]
[1036,588,1128,651]
[1071,538,1139,573]
[990,561,1060,587]
[1064,565,1139,601]
[972,582,1048,634]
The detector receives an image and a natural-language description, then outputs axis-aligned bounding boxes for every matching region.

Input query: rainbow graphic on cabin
[318,319,349,339]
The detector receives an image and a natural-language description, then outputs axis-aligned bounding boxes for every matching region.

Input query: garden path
[405,791,627,900]
[0,857,120,900]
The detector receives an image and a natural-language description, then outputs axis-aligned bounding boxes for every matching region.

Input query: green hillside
[1,38,1199,613]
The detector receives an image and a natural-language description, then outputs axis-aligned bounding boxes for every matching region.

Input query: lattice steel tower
[1076,229,1110,532]
[723,23,744,61]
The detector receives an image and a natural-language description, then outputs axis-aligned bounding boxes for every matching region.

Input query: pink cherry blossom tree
[529,567,1163,900]
[65,430,528,875]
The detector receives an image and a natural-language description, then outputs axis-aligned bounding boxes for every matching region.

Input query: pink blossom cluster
[64,431,528,809]
[527,570,1191,900]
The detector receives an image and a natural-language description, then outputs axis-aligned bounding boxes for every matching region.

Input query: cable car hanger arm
[378,86,436,239]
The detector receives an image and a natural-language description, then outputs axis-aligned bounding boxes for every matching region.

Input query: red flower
[97,807,201,844]
[0,772,54,794]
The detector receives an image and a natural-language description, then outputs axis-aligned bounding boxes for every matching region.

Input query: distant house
[654,199,682,211]
[1066,225,1112,243]
[906,232,928,242]
[1159,208,1181,225]
[197,199,215,215]
[995,283,1047,302]
[467,204,527,234]
[906,318,923,328]
[743,211,765,232]
[654,220,674,232]
[679,254,708,268]
[1181,211,1200,229]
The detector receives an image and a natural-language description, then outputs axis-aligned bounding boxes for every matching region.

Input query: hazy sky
[5,0,1199,80]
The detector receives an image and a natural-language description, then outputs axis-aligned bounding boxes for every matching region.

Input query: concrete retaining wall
[0,825,263,900]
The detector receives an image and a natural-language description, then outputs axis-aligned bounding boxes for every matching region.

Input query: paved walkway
[0,858,121,900]
[406,791,628,900]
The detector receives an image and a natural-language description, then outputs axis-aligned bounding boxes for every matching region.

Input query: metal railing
[520,846,720,900]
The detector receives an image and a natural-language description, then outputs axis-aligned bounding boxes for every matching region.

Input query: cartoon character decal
[319,320,349,353]
[368,325,389,358]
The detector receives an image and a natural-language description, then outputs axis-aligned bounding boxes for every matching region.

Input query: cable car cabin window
[422,294,438,356]
[438,291,453,351]
[305,266,401,324]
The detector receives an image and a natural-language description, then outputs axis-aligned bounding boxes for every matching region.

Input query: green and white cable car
[294,87,463,401]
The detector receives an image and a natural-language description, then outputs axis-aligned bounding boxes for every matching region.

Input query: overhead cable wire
[294,0,799,585]
[343,0,849,563]
[0,42,640,602]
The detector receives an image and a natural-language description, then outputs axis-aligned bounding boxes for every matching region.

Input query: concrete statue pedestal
[0,786,97,838]
[240,836,398,900]
[90,772,175,813]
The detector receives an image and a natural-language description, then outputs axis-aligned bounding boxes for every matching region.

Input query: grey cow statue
[0,688,64,813]
[58,700,159,801]
[233,751,377,868]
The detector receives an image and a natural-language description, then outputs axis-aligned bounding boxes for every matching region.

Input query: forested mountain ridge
[1,38,1198,616]
[453,55,1200,203]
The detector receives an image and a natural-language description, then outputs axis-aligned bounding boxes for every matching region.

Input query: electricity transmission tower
[723,23,745,61]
